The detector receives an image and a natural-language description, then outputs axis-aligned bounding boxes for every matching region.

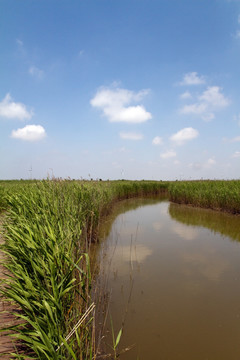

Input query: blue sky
[1,0,240,180]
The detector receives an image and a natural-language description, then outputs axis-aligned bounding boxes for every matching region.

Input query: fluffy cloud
[90,86,152,123]
[152,136,163,145]
[119,132,143,140]
[181,103,208,116]
[160,150,176,159]
[170,127,199,145]
[0,94,33,120]
[180,72,205,86]
[180,86,230,120]
[199,86,230,108]
[11,125,46,141]
[29,66,44,79]
[206,157,216,167]
[180,91,192,99]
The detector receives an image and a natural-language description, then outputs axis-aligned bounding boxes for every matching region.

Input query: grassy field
[168,180,240,214]
[0,179,168,359]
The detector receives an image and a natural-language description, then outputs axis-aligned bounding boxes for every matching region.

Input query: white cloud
[180,72,205,86]
[90,86,152,123]
[29,66,44,79]
[180,103,207,115]
[199,86,230,108]
[170,127,199,145]
[0,93,33,120]
[180,91,192,100]
[152,136,163,145]
[179,86,230,121]
[160,150,176,159]
[206,157,216,167]
[106,105,151,123]
[119,132,143,140]
[233,151,240,158]
[11,125,46,141]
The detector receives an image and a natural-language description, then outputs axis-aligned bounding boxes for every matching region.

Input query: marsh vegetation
[0,179,167,359]
[0,179,240,359]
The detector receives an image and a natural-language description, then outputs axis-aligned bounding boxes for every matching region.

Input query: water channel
[96,195,240,360]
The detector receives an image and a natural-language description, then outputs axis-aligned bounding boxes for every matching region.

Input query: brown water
[96,197,240,360]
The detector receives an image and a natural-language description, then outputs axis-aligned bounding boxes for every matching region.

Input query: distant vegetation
[0,179,167,359]
[169,180,240,214]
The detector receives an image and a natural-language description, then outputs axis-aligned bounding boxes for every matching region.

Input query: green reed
[0,179,167,359]
[169,180,240,214]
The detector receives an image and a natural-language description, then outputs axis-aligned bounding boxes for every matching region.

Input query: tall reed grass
[0,179,167,359]
[169,180,240,214]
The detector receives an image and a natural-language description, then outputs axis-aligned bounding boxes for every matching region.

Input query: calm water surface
[97,197,240,360]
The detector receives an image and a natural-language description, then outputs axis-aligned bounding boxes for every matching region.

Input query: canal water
[96,196,240,360]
